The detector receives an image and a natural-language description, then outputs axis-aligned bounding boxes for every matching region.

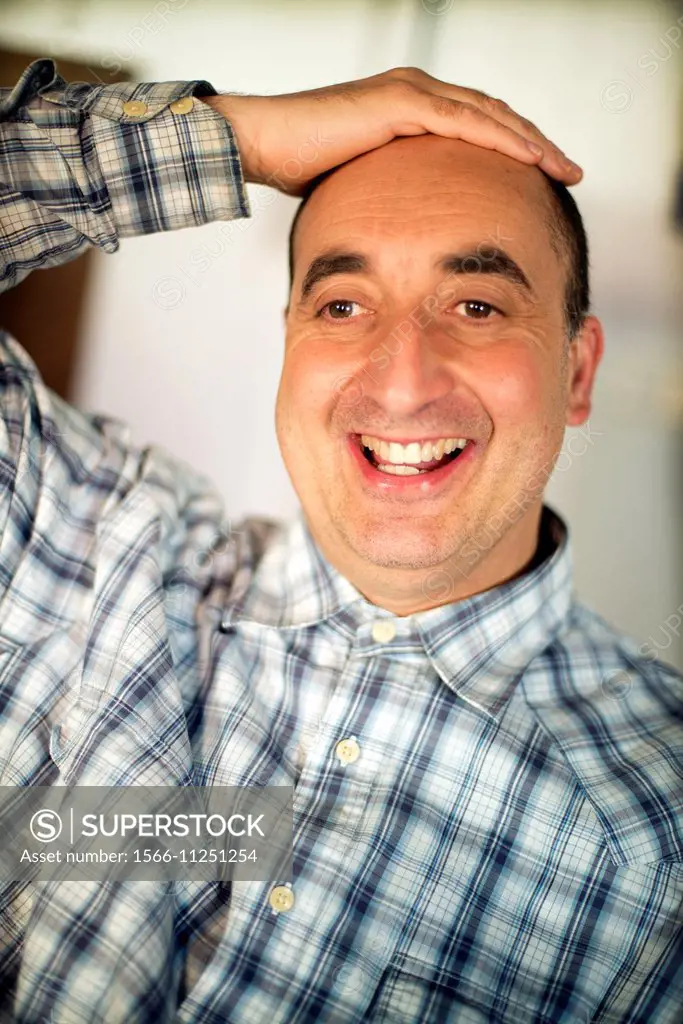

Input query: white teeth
[403,442,423,464]
[376,464,422,476]
[360,434,469,466]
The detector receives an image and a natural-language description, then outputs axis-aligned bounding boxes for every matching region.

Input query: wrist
[200,93,260,185]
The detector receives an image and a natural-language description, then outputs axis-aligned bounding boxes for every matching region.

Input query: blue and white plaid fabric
[0,60,681,1023]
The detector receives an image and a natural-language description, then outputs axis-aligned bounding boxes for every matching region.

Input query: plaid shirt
[0,59,681,1024]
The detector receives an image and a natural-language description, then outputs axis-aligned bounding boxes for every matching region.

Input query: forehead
[292,136,562,292]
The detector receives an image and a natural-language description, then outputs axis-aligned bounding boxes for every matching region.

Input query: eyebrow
[299,246,534,302]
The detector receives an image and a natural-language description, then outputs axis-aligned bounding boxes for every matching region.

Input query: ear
[565,315,604,427]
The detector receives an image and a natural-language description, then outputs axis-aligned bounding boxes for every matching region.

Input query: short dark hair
[541,173,590,339]
[287,166,590,340]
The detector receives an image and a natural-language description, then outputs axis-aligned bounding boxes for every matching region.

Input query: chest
[181,626,639,1023]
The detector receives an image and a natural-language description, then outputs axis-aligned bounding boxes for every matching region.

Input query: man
[0,59,680,1023]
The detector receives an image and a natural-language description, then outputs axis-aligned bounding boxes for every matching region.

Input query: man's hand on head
[201,66,581,197]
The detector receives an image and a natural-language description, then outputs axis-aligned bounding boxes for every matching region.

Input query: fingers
[460,88,582,183]
[384,68,582,184]
[423,96,581,184]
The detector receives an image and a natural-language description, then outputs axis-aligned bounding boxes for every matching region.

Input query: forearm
[0,59,251,293]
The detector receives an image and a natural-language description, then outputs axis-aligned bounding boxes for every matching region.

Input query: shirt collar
[413,507,573,718]
[222,505,574,720]
[220,508,364,630]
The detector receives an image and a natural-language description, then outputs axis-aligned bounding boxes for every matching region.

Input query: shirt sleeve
[0,57,252,292]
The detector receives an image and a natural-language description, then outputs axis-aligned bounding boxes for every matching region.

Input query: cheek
[473,342,559,437]
[276,344,340,451]
[279,336,363,430]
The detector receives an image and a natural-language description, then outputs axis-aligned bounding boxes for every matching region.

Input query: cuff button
[169,96,194,115]
[122,100,148,117]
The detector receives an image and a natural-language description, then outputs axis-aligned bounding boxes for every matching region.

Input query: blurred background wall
[1,0,682,668]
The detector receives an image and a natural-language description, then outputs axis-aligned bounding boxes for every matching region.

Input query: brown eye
[318,300,360,319]
[330,301,354,318]
[456,300,496,320]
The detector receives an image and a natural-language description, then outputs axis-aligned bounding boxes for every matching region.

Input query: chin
[339,518,454,571]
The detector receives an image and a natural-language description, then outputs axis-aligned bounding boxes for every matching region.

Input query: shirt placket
[257,614,429,1022]
[181,611,420,1023]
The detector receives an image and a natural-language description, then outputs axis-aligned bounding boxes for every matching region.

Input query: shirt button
[169,96,194,115]
[336,964,364,993]
[122,99,148,117]
[268,885,294,913]
[371,620,396,643]
[336,737,360,765]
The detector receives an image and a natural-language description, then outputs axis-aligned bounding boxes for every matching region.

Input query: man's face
[278,135,601,612]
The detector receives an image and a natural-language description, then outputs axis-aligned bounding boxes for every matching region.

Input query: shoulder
[520,599,683,866]
[565,600,683,703]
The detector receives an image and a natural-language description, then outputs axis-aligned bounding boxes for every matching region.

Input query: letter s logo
[30,809,63,843]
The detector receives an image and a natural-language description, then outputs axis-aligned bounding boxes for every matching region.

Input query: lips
[346,432,475,494]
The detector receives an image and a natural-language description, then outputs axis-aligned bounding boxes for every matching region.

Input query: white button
[268,885,294,912]
[291,744,305,767]
[122,100,148,117]
[371,620,396,643]
[338,804,359,822]
[335,964,364,992]
[336,737,360,765]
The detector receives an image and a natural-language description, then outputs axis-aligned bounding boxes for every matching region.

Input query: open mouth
[356,433,470,476]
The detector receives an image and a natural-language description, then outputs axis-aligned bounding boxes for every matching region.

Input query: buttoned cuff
[6,58,251,244]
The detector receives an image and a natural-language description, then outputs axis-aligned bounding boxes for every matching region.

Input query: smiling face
[278,135,603,614]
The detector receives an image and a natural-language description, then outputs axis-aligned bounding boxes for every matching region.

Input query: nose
[359,314,454,418]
